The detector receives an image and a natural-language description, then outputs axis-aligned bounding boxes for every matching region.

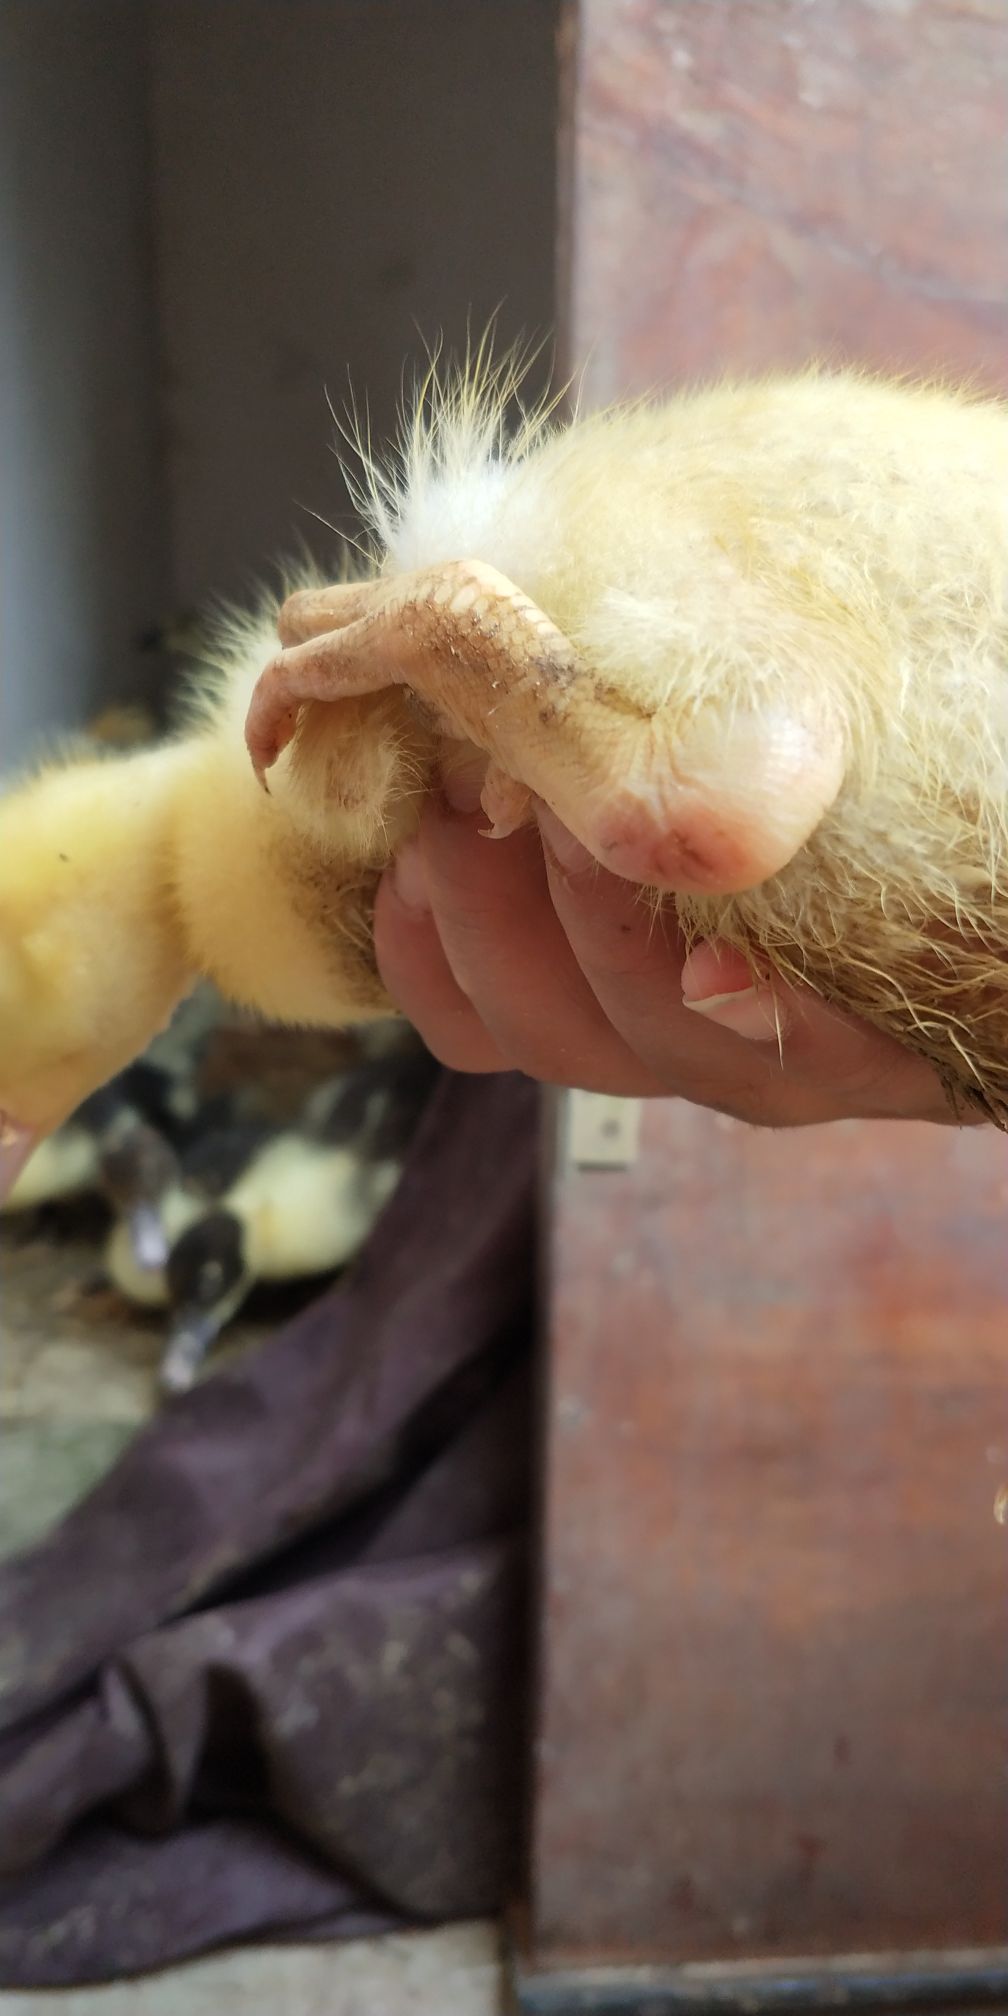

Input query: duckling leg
[159,1316,219,1396]
[247,563,845,900]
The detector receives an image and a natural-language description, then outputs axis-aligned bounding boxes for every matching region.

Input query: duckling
[103,1176,213,1314]
[100,1108,278,1298]
[95,1107,183,1271]
[2,345,1008,1145]
[105,1125,404,1395]
[155,1049,438,1392]
[1,1068,183,1267]
[163,1138,402,1393]
[301,1039,442,1157]
[0,1007,248,1269]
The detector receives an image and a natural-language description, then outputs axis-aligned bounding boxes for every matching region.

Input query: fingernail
[441,755,488,815]
[684,987,783,1042]
[391,838,430,913]
[536,802,594,875]
[681,939,786,1043]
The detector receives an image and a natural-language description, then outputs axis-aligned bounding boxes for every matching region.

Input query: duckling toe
[249,563,845,900]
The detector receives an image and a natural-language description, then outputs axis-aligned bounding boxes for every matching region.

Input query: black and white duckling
[99,1030,277,1271]
[101,1114,277,1304]
[103,1042,438,1393]
[301,1039,443,1157]
[94,1105,183,1270]
[159,1130,405,1393]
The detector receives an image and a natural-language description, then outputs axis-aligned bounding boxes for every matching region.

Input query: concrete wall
[0,0,561,768]
[0,1,164,764]
[149,0,561,611]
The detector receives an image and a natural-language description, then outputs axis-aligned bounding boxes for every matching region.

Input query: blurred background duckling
[301,1036,443,1157]
[91,1094,183,1271]
[100,1110,281,1311]
[104,1036,442,1394]
[2,1066,183,1268]
[158,1136,404,1394]
[0,987,234,1271]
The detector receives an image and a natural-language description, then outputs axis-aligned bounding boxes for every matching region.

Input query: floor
[0,1212,270,1558]
[1,1208,507,2015]
[0,1923,506,2015]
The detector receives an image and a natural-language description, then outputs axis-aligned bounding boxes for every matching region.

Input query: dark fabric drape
[0,1071,539,1987]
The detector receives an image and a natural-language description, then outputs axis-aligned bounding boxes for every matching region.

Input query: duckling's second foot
[159,1316,220,1397]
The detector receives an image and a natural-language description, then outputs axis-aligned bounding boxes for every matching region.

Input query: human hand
[373,771,966,1128]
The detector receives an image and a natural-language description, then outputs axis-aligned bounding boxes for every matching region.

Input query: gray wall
[150,0,561,612]
[0,1,164,764]
[1,0,560,769]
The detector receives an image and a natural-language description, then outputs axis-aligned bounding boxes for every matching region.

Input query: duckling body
[204,1132,403,1282]
[0,1044,239,1268]
[1,356,1007,1138]
[302,1040,442,1156]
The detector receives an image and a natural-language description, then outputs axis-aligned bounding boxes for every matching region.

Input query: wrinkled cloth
[0,1070,538,1987]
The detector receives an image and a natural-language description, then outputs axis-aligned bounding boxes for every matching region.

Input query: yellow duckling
[1,346,1007,1170]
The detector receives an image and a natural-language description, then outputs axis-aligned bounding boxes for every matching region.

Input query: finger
[678,937,960,1121]
[408,787,667,1094]
[0,1121,39,1204]
[373,852,510,1074]
[537,804,959,1123]
[531,804,796,1118]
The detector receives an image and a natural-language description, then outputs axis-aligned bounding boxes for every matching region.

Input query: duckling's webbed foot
[159,1319,217,1397]
[247,562,845,899]
[247,563,577,832]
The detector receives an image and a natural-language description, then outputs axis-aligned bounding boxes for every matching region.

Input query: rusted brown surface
[524,0,1008,1982]
[561,0,1008,404]
[529,1106,1008,1967]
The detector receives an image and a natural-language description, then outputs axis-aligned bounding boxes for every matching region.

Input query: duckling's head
[98,1114,183,1271]
[160,1210,252,1393]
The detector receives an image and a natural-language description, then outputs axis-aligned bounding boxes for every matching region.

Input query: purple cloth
[0,1070,538,1987]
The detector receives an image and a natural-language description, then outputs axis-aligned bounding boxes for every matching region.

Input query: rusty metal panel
[558,0,1008,406]
[519,2,1008,1992]
[524,1104,1008,1977]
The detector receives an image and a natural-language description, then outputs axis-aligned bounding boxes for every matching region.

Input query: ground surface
[0,1211,505,2016]
[0,1210,295,1558]
[0,1923,504,2015]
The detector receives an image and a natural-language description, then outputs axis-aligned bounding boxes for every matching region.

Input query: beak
[127,1204,169,1273]
[158,1312,222,1397]
[0,1122,38,1206]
